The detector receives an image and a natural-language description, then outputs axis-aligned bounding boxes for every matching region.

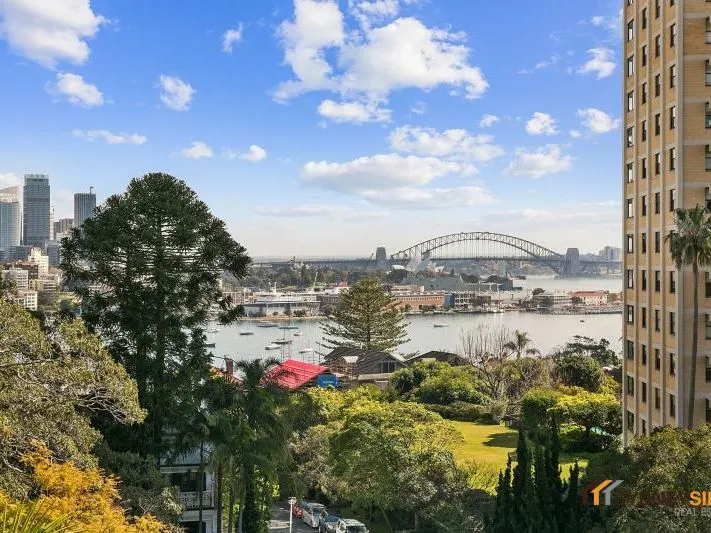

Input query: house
[406,350,468,366]
[324,346,408,388]
[160,449,218,533]
[569,290,608,306]
[263,359,335,390]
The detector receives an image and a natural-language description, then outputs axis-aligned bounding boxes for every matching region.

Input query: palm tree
[505,330,540,359]
[666,205,711,428]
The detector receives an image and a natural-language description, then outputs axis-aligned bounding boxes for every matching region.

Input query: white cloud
[569,130,582,139]
[0,0,106,68]
[360,186,494,209]
[301,153,474,193]
[518,54,560,75]
[525,112,558,136]
[255,204,388,219]
[159,75,195,111]
[0,172,20,188]
[318,99,392,123]
[591,16,605,26]
[388,125,504,162]
[410,101,427,115]
[275,2,487,105]
[578,48,616,79]
[48,72,104,107]
[227,145,268,162]
[504,145,573,179]
[72,129,146,145]
[181,141,214,159]
[577,108,621,134]
[222,24,243,53]
[479,114,499,128]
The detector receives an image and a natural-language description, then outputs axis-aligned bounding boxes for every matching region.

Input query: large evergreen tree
[60,172,251,456]
[321,278,409,352]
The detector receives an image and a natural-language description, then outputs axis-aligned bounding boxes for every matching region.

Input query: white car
[302,502,326,528]
[335,518,368,533]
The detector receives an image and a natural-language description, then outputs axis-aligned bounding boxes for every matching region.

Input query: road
[269,502,315,533]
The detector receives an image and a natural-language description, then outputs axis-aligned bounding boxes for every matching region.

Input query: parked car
[335,518,368,533]
[318,509,340,533]
[292,500,303,519]
[302,502,326,528]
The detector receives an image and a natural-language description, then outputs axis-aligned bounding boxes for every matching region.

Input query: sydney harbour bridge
[253,231,622,276]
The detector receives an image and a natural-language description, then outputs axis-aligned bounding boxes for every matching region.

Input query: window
[642,82,648,104]
[670,312,676,335]
[642,8,647,29]
[627,91,635,111]
[640,306,647,328]
[670,64,676,87]
[655,270,661,292]
[655,74,661,96]
[706,103,711,128]
[707,359,711,382]
[670,106,676,129]
[642,343,647,363]
[627,410,635,430]
[626,340,635,360]
[642,158,648,179]
[706,272,711,297]
[655,35,661,57]
[670,188,676,210]
[655,0,660,18]
[707,17,711,44]
[670,394,676,418]
[379,361,396,374]
[706,61,711,86]
[706,314,711,339]
[669,148,676,171]
[627,375,635,396]
[655,231,661,253]
[655,387,660,409]
[628,19,635,41]
[627,55,635,77]
[642,120,647,141]
[655,113,661,135]
[627,162,635,182]
[706,145,711,171]
[642,45,648,66]
[655,309,660,331]
[642,381,647,402]
[670,271,676,294]
[670,353,676,376]
[670,23,676,47]
[627,234,634,253]
[641,419,647,436]
[627,305,635,324]
[655,349,661,370]
[642,232,647,253]
[641,195,647,216]
[654,192,660,213]
[655,152,661,175]
[627,198,634,218]
[642,270,647,291]
[627,126,634,147]
[627,269,634,288]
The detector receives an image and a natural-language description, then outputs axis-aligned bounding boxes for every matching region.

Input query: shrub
[425,402,493,423]
[558,425,618,453]
[554,354,604,392]
[521,388,561,431]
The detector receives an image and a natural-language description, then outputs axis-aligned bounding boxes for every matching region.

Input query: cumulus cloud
[159,75,195,111]
[181,141,214,159]
[504,145,573,179]
[47,72,104,107]
[577,108,621,134]
[226,145,267,162]
[222,24,243,53]
[254,204,388,219]
[360,186,494,209]
[479,114,499,128]
[72,129,146,145]
[318,99,391,123]
[388,125,504,162]
[0,0,106,68]
[0,172,20,188]
[578,48,616,79]
[525,112,558,136]
[518,54,560,75]
[275,1,487,105]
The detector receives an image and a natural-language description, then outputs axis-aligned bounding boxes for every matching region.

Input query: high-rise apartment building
[73,188,96,228]
[623,0,711,445]
[0,186,21,258]
[53,218,74,240]
[23,174,50,248]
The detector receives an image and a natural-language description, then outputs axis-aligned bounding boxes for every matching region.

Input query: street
[269,502,315,533]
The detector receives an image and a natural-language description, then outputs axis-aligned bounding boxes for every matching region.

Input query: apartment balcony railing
[179,490,215,510]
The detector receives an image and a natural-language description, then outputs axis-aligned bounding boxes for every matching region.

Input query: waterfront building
[0,186,21,259]
[532,291,571,309]
[569,291,609,306]
[623,0,711,443]
[23,174,50,248]
[391,291,445,311]
[73,188,96,228]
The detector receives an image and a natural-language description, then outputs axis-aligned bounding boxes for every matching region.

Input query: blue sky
[0,0,623,257]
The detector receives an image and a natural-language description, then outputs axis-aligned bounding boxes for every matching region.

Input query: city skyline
[0,0,622,256]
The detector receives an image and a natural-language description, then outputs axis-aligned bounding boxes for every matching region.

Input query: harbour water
[210,276,623,363]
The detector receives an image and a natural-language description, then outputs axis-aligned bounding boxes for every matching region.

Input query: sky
[0,0,623,258]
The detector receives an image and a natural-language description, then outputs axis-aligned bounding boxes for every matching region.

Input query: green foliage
[0,300,144,497]
[425,402,493,423]
[389,360,449,397]
[554,353,604,392]
[504,330,540,359]
[550,392,621,448]
[521,388,561,431]
[416,366,486,405]
[320,279,409,352]
[61,172,251,456]
[553,336,619,368]
[0,501,72,533]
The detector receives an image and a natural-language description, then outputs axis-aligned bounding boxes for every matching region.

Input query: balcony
[179,490,215,510]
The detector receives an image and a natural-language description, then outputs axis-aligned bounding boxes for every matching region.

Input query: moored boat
[239,331,255,336]
[433,323,449,328]
[265,343,280,350]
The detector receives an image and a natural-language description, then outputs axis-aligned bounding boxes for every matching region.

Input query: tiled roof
[264,359,328,390]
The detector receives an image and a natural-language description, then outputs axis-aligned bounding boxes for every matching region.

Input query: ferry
[244,283,319,317]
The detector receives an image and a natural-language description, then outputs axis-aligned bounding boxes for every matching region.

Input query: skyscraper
[23,174,50,248]
[0,186,21,258]
[623,1,711,444]
[73,187,96,228]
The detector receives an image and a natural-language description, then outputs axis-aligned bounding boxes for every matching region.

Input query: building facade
[623,0,711,444]
[23,174,50,248]
[53,218,74,240]
[73,189,96,228]
[0,186,21,259]
[569,290,609,306]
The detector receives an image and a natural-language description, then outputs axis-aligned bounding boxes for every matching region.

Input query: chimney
[225,358,234,376]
